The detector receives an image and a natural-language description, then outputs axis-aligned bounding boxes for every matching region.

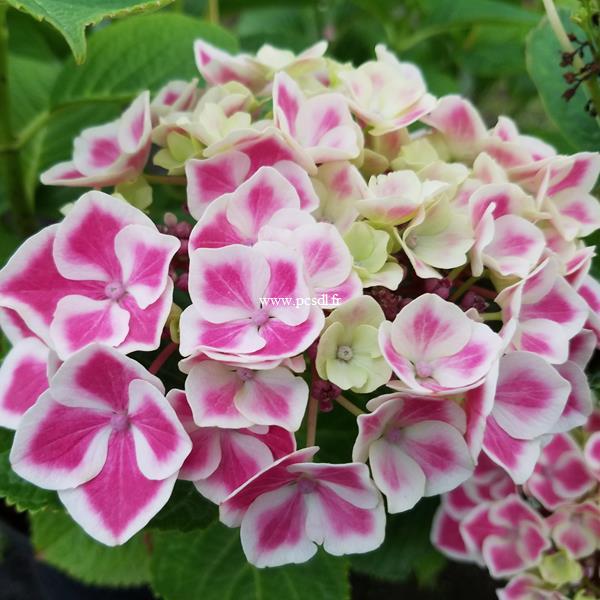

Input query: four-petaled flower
[10,345,191,545]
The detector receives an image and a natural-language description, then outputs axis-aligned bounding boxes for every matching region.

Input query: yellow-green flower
[316,297,391,393]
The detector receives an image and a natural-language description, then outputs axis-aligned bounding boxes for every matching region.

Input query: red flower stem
[149,342,178,375]
[305,395,319,447]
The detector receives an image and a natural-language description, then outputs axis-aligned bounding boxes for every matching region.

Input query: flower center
[105,281,126,300]
[296,477,317,495]
[415,360,433,378]
[251,308,270,327]
[336,345,354,361]
[110,412,129,432]
[236,368,255,382]
[385,427,403,444]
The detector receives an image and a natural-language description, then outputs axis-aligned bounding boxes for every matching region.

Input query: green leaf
[149,480,218,531]
[7,11,62,137]
[0,428,61,512]
[30,509,152,587]
[150,522,350,600]
[52,13,238,106]
[526,12,600,151]
[6,0,174,64]
[421,0,539,27]
[350,498,446,584]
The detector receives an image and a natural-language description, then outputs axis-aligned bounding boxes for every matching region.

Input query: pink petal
[117,279,174,354]
[390,294,472,362]
[273,71,303,137]
[188,245,268,323]
[10,391,111,489]
[179,306,265,357]
[54,191,155,282]
[194,40,265,90]
[240,485,314,567]
[551,361,592,432]
[114,225,179,309]
[189,196,248,250]
[128,379,191,480]
[492,352,570,440]
[50,343,163,411]
[185,361,250,428]
[483,215,545,278]
[235,367,309,431]
[226,167,301,241]
[292,223,352,290]
[369,438,425,512]
[584,431,600,475]
[304,478,385,556]
[50,296,130,360]
[194,429,276,504]
[0,338,49,429]
[220,447,318,527]
[514,319,571,364]
[117,91,151,154]
[186,151,250,219]
[421,95,487,160]
[166,389,222,481]
[244,306,324,361]
[58,431,177,545]
[431,323,501,389]
[400,421,474,496]
[0,226,89,344]
[431,504,472,561]
[483,416,541,484]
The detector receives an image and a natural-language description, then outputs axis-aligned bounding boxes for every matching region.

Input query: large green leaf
[52,13,237,106]
[150,522,350,600]
[526,12,600,152]
[7,11,62,138]
[30,509,152,587]
[149,481,218,531]
[6,0,174,63]
[0,428,60,511]
[350,498,446,584]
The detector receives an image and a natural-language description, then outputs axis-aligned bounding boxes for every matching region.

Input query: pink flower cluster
[0,38,598,578]
[432,416,599,598]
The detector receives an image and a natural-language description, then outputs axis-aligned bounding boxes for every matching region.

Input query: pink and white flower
[339,44,437,135]
[41,92,152,188]
[168,389,295,503]
[353,394,474,512]
[184,359,308,431]
[186,130,318,218]
[220,447,385,567]
[273,71,362,164]
[460,494,551,578]
[497,573,567,600]
[546,502,600,559]
[525,434,595,510]
[379,293,502,394]
[0,192,179,360]
[10,345,191,545]
[179,242,324,363]
[498,260,588,364]
[481,352,570,483]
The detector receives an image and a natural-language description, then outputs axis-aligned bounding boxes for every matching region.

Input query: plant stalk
[0,3,34,235]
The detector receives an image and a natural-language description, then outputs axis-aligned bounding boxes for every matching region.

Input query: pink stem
[149,342,178,375]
